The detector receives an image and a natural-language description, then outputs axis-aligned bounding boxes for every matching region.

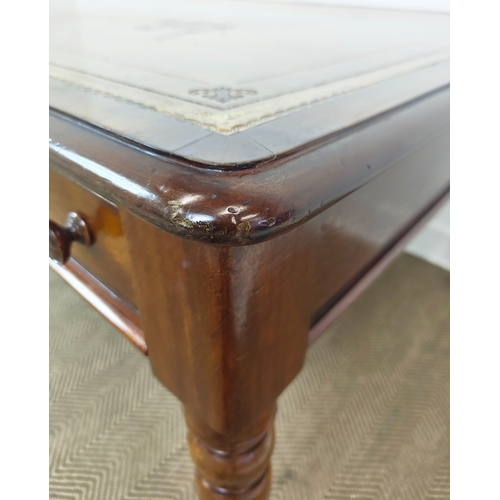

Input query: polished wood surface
[308,190,450,344]
[49,212,93,264]
[113,133,447,499]
[305,131,449,322]
[49,88,449,246]
[50,62,449,168]
[122,204,291,496]
[49,4,449,497]
[49,116,449,500]
[186,406,275,499]
[49,168,137,307]
[49,258,146,353]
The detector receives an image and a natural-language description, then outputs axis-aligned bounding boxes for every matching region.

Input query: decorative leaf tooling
[189,87,257,104]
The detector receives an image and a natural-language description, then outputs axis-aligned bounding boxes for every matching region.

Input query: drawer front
[49,167,137,309]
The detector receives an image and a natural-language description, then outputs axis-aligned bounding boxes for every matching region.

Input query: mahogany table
[49,2,450,498]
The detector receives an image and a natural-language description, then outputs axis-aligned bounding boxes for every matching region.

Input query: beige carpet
[49,254,450,500]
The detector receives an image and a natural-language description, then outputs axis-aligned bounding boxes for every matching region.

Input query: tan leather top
[49,0,449,159]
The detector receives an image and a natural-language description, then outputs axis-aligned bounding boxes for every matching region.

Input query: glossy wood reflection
[49,88,449,246]
[49,36,449,497]
[49,168,137,308]
[115,131,448,499]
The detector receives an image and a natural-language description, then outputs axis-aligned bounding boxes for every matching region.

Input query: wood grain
[49,88,449,246]
[121,196,311,496]
[48,33,450,496]
[49,258,145,353]
[116,129,448,498]
[49,168,137,307]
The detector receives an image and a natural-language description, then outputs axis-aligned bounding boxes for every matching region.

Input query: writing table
[49,2,450,498]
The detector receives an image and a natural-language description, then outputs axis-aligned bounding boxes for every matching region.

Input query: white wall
[259,0,450,13]
[405,201,450,270]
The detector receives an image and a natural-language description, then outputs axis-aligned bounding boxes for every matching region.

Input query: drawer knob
[49,212,93,264]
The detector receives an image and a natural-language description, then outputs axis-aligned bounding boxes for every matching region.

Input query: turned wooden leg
[185,406,276,500]
[124,216,310,499]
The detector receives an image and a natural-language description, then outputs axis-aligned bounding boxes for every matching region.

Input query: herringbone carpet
[49,254,450,500]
